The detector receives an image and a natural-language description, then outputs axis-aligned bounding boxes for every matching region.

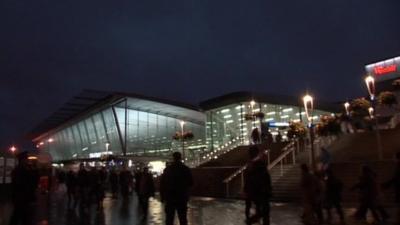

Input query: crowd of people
[8,151,193,225]
[242,145,400,225]
[8,147,400,225]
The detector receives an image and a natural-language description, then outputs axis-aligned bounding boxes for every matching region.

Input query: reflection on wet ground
[1,193,399,225]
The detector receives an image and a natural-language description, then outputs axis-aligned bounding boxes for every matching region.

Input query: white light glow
[282,108,293,112]
[221,109,230,113]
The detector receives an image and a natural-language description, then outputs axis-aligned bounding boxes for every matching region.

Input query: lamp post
[344,102,350,116]
[10,145,17,156]
[364,75,383,160]
[105,142,110,154]
[250,100,256,128]
[180,121,186,161]
[303,94,315,169]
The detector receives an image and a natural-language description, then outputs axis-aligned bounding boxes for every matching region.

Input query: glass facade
[205,101,331,150]
[36,98,206,162]
[34,93,334,162]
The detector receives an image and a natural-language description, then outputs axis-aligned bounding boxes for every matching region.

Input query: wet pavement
[0,192,399,225]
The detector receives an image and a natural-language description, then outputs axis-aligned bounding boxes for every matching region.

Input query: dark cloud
[1,0,400,150]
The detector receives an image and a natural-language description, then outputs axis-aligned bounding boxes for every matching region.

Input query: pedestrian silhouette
[160,152,193,225]
[300,164,323,225]
[109,168,119,199]
[9,152,39,225]
[351,165,388,222]
[66,170,78,209]
[324,169,345,224]
[244,146,272,225]
[137,166,155,220]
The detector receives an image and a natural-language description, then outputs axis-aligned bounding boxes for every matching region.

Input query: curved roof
[29,89,203,140]
[199,91,340,112]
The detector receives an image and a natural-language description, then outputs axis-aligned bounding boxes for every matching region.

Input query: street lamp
[10,145,17,154]
[250,100,257,131]
[180,121,186,160]
[105,142,110,154]
[303,94,315,168]
[364,75,383,160]
[365,76,376,101]
[368,107,374,119]
[344,102,350,116]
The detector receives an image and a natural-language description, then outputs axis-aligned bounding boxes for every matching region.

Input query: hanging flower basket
[244,114,255,121]
[378,91,397,107]
[392,79,400,90]
[172,131,194,141]
[254,112,265,119]
[287,122,307,139]
[350,98,371,118]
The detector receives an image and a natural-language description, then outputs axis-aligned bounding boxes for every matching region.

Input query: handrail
[267,141,295,170]
[223,163,248,183]
[222,141,297,197]
[186,138,243,168]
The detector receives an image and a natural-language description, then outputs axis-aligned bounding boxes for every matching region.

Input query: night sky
[1,0,400,150]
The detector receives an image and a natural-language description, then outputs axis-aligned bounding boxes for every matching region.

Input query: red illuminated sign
[374,65,397,75]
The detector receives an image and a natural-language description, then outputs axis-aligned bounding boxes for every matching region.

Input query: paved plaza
[1,192,399,225]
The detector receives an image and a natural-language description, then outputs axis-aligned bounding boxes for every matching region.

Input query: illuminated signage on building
[374,65,397,76]
[365,56,400,81]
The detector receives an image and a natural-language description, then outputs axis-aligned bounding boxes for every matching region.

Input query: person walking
[119,165,133,201]
[324,169,345,224]
[300,164,323,225]
[383,151,400,222]
[251,128,261,145]
[9,152,39,225]
[160,152,193,225]
[244,146,272,225]
[275,131,282,143]
[137,167,155,220]
[66,170,78,209]
[109,168,119,199]
[319,147,331,172]
[351,165,384,222]
[76,163,90,211]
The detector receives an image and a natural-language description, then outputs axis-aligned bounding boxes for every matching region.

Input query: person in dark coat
[383,152,400,221]
[66,170,77,209]
[119,165,133,200]
[251,128,261,144]
[109,168,119,199]
[137,167,155,219]
[244,146,272,225]
[324,169,344,224]
[160,152,193,225]
[9,152,39,225]
[351,165,386,222]
[275,132,282,143]
[300,164,324,225]
[76,163,90,210]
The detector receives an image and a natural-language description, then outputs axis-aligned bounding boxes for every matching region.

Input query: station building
[30,90,336,165]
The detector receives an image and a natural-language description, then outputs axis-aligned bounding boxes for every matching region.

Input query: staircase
[269,164,301,202]
[190,142,290,198]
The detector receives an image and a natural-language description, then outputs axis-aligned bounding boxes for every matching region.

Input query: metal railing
[222,141,298,198]
[186,138,243,168]
[267,141,296,175]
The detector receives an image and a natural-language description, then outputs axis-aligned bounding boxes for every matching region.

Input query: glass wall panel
[205,101,332,149]
[102,108,122,154]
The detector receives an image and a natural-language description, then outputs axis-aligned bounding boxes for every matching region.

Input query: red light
[374,65,397,76]
[10,146,17,153]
